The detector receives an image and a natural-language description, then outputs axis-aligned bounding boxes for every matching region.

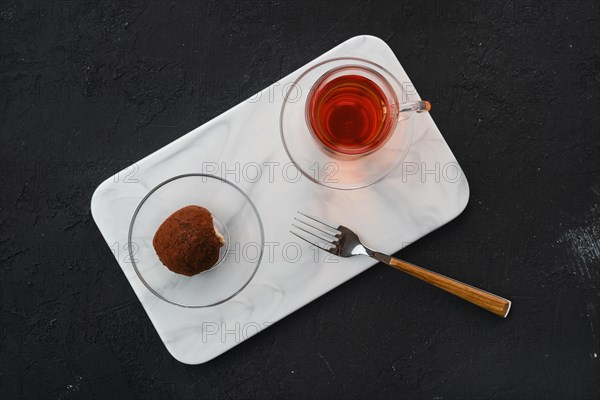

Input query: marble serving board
[91,35,469,364]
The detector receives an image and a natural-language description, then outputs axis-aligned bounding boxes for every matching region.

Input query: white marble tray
[91,35,469,364]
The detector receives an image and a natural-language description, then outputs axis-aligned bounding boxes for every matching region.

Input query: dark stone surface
[1,0,599,398]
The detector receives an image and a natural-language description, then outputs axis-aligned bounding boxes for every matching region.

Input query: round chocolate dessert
[153,205,225,276]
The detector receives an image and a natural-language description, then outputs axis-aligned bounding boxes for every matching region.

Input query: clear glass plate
[128,174,264,308]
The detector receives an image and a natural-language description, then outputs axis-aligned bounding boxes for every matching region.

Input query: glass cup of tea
[280,57,430,190]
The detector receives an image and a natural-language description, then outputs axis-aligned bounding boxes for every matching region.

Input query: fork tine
[293,217,339,239]
[290,230,334,252]
[297,211,340,232]
[291,223,337,245]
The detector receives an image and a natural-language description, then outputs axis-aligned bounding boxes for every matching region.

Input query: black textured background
[1,1,599,399]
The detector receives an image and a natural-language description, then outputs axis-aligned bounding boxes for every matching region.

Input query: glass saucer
[128,174,264,308]
[280,57,415,190]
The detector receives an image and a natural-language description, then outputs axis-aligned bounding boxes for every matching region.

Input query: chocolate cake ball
[153,205,225,276]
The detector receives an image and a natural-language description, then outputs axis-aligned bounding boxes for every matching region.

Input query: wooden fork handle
[385,256,511,318]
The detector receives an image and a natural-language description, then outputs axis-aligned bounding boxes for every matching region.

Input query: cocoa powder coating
[153,205,224,276]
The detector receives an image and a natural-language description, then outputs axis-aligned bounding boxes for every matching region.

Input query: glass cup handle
[397,100,431,119]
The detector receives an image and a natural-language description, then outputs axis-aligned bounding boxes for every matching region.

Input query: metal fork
[291,212,511,318]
